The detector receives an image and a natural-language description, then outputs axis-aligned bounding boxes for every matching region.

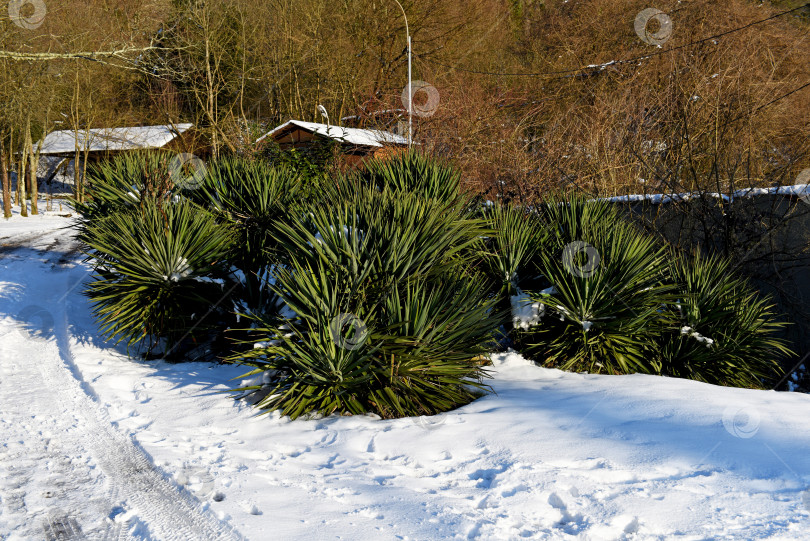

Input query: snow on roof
[257,120,408,148]
[35,124,194,155]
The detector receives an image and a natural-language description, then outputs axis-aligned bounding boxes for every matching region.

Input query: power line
[420,2,810,79]
[718,79,810,130]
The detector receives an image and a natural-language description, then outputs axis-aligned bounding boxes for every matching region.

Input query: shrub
[479,201,549,330]
[277,179,487,294]
[511,195,793,388]
[73,151,180,225]
[81,199,233,356]
[199,157,302,309]
[260,137,338,196]
[233,267,496,419]
[517,195,674,374]
[656,251,792,388]
[356,150,462,203]
[229,183,500,419]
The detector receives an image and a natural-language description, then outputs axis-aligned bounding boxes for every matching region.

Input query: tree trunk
[25,118,38,215]
[17,128,28,217]
[72,71,83,203]
[205,31,218,158]
[81,148,90,202]
[1,134,11,219]
[28,154,38,214]
[74,152,81,203]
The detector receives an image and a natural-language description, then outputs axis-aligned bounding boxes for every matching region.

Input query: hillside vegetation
[0,0,808,197]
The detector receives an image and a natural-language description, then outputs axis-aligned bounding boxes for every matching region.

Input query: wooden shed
[256,120,409,169]
[34,123,197,159]
[33,123,199,186]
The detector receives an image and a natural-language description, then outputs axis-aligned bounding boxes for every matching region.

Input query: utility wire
[420,2,810,79]
[717,79,810,130]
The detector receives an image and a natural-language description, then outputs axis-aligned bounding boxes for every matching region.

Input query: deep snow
[2,209,810,540]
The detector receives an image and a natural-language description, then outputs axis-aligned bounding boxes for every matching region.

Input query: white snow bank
[605,183,810,204]
[511,293,545,330]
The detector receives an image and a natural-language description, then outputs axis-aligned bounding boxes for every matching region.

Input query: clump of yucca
[81,198,232,356]
[517,195,674,374]
[230,173,501,419]
[198,156,303,310]
[503,194,792,388]
[654,251,790,388]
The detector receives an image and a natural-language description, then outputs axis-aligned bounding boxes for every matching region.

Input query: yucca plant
[73,151,180,225]
[231,263,383,418]
[656,251,791,388]
[229,182,500,419]
[231,261,496,420]
[81,200,233,355]
[273,181,488,298]
[356,150,462,202]
[198,157,303,309]
[371,275,497,418]
[519,195,674,374]
[479,201,550,330]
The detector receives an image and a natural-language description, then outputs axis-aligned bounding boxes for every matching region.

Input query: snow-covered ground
[2,209,810,540]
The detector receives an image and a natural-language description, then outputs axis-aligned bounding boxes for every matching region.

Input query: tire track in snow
[57,274,244,540]
[12,262,244,539]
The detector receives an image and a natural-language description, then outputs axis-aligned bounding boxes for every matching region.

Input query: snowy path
[0,310,121,540]
[3,213,810,540]
[0,219,241,540]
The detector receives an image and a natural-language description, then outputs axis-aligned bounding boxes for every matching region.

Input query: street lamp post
[317,104,330,135]
[392,0,412,148]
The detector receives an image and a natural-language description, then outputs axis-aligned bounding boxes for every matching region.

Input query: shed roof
[35,123,194,155]
[257,120,408,148]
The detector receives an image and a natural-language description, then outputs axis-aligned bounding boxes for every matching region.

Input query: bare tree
[1,129,11,219]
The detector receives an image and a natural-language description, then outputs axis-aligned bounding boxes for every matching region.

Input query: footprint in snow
[548,492,566,510]
[239,500,262,515]
[42,513,83,541]
[500,484,528,497]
